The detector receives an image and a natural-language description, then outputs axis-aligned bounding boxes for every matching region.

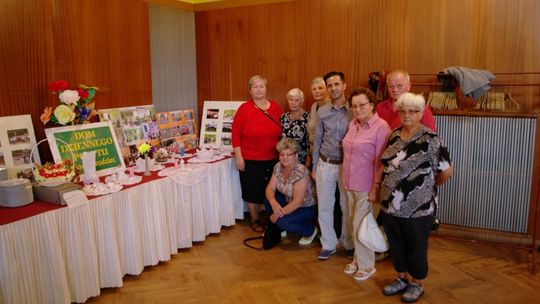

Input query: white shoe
[298,227,318,245]
[281,231,287,238]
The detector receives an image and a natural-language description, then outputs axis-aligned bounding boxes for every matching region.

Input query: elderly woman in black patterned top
[280,88,310,164]
[378,92,453,303]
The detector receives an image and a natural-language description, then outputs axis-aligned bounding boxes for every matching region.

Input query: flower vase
[144,157,151,176]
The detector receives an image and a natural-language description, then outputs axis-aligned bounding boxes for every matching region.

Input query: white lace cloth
[0,158,243,304]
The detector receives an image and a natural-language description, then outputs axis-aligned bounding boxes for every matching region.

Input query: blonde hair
[248,75,267,89]
[276,137,300,153]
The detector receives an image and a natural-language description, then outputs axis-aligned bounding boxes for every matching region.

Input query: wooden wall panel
[0,0,152,154]
[195,0,540,113]
[195,0,540,237]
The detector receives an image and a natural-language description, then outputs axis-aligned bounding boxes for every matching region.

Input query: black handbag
[243,222,281,250]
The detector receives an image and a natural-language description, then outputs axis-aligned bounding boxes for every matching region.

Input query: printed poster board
[157,109,198,150]
[0,115,41,179]
[199,101,243,151]
[98,105,160,165]
[45,121,125,177]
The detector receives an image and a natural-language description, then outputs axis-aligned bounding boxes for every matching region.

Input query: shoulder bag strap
[254,103,281,127]
[243,236,264,250]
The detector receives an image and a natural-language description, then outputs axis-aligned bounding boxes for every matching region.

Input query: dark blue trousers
[265,192,317,237]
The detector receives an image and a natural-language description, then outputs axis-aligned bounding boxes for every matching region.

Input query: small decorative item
[81,151,99,185]
[137,143,154,176]
[154,148,169,162]
[40,80,99,126]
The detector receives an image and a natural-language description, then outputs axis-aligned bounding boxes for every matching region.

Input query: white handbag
[358,212,389,252]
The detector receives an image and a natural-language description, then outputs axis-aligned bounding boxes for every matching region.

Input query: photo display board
[199,101,243,150]
[45,122,125,177]
[0,115,40,179]
[156,109,198,150]
[98,105,160,165]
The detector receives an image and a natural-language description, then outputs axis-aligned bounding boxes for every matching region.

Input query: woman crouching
[265,138,318,245]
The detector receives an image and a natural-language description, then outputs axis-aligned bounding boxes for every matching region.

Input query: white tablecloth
[0,159,243,304]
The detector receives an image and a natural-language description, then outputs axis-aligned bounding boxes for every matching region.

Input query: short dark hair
[323,71,345,83]
[348,87,378,112]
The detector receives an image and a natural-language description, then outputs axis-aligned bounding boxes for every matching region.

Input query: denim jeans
[265,192,317,237]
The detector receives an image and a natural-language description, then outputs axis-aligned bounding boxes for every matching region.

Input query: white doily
[159,163,210,186]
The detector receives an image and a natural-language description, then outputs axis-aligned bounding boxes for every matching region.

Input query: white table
[0,158,243,304]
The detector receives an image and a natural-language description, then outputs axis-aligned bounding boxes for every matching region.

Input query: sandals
[250,220,264,233]
[344,263,358,275]
[353,267,376,281]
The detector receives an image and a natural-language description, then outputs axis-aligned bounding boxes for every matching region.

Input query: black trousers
[381,212,433,280]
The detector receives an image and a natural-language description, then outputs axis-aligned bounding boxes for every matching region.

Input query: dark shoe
[401,283,424,303]
[383,277,409,296]
[250,220,264,233]
[343,248,354,260]
[318,249,336,260]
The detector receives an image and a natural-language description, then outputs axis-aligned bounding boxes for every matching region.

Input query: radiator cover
[435,115,536,233]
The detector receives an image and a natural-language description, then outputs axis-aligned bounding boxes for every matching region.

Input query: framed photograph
[45,121,125,177]
[157,108,198,150]
[0,115,40,179]
[99,105,159,165]
[199,101,243,150]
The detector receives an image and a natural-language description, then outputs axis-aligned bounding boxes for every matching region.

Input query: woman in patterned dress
[379,92,453,303]
[280,88,310,164]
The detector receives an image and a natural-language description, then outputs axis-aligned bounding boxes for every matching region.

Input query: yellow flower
[137,143,151,154]
[54,104,76,125]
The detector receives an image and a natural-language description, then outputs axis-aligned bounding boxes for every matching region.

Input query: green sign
[45,122,125,177]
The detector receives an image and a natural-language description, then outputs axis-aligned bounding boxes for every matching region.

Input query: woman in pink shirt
[341,87,391,281]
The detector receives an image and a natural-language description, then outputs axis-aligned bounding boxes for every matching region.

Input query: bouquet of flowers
[40,80,99,125]
[137,143,155,159]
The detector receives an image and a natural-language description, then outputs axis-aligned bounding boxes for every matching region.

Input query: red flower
[48,80,69,93]
[77,88,89,99]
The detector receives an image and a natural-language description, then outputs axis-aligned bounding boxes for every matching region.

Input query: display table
[0,158,243,304]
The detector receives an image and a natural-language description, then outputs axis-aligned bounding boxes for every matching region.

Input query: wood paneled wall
[195,0,540,114]
[0,0,152,152]
[195,0,540,238]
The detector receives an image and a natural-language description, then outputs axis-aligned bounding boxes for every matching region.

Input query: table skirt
[0,159,243,304]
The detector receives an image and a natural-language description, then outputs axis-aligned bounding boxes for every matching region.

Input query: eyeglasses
[279,152,297,158]
[354,102,371,108]
[397,109,421,115]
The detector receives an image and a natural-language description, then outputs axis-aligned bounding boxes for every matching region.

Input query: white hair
[287,88,304,102]
[395,92,425,111]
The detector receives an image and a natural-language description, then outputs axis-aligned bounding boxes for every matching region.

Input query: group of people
[231,70,453,303]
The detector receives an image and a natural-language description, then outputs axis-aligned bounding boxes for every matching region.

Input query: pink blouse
[341,113,391,192]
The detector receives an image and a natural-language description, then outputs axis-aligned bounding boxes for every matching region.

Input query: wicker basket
[30,138,75,186]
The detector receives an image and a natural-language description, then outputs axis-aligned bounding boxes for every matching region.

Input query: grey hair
[276,137,300,153]
[387,70,411,84]
[248,75,267,89]
[287,88,304,102]
[311,77,325,86]
[395,92,425,112]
